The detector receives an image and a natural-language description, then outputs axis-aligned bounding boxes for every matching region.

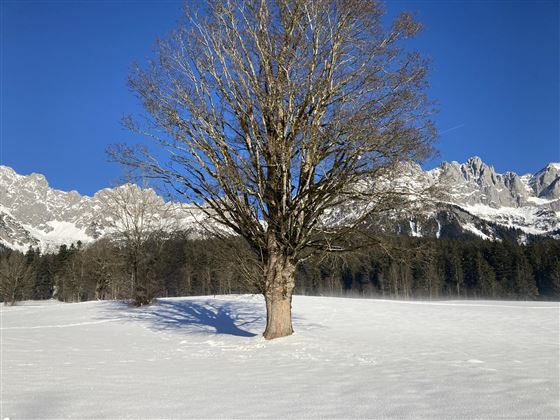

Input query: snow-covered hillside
[1,295,558,419]
[1,157,560,251]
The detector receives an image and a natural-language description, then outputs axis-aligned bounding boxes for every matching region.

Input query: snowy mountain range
[1,157,559,252]
[0,166,206,252]
[376,157,560,242]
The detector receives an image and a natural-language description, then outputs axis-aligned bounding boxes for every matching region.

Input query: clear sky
[1,0,559,196]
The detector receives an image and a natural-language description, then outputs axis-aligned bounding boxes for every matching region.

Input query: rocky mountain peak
[530,163,560,198]
[432,157,560,209]
[28,172,49,187]
[465,155,485,171]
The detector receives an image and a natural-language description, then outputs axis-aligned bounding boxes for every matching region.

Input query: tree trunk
[132,259,150,306]
[263,252,296,340]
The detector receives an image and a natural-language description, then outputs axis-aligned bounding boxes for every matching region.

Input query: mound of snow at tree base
[1,295,558,419]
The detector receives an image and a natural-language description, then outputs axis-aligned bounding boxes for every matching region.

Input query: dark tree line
[1,235,558,305]
[297,237,559,300]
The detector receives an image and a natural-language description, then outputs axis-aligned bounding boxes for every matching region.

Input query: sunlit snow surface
[1,295,558,419]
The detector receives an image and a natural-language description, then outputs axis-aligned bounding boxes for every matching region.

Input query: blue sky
[1,0,559,196]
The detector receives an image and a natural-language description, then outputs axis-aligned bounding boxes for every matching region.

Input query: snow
[409,220,422,237]
[1,295,558,419]
[527,196,558,205]
[23,220,92,252]
[462,222,493,240]
[463,203,560,235]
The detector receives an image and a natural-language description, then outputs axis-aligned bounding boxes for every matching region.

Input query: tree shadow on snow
[101,299,262,337]
[149,300,259,337]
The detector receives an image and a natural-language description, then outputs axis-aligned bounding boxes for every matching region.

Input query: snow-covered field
[1,295,558,419]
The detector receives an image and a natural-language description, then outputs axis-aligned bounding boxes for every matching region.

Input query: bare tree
[82,238,120,300]
[102,183,178,305]
[112,0,436,338]
[0,252,34,305]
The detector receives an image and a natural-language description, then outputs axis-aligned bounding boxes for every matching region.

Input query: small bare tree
[102,183,177,305]
[0,252,34,305]
[113,0,435,338]
[82,238,119,300]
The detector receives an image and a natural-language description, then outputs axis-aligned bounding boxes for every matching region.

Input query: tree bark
[263,252,296,340]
